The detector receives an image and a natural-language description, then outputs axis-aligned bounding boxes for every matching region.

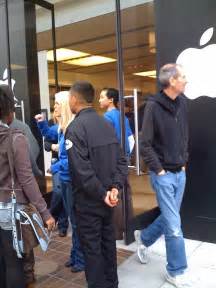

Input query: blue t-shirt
[104,108,133,155]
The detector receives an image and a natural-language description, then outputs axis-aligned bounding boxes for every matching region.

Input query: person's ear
[7,111,14,125]
[169,77,176,87]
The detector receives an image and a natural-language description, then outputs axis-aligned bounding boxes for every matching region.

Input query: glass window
[120,0,157,217]
[37,1,117,114]
[0,1,10,94]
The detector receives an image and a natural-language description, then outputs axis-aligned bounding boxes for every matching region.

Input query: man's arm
[182,96,189,164]
[112,145,128,190]
[140,102,163,174]
[66,126,107,202]
[37,120,58,142]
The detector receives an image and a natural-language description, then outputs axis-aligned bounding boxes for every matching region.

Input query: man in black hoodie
[134,64,190,288]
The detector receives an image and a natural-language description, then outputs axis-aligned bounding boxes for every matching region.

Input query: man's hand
[104,191,118,207]
[158,169,166,176]
[110,188,119,205]
[45,216,55,231]
[35,114,45,122]
[51,144,59,152]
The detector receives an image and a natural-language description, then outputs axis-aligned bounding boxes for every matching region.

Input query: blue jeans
[50,172,69,233]
[141,170,187,276]
[61,181,85,270]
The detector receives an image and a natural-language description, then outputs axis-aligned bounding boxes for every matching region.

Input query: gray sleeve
[12,134,50,222]
[11,120,42,176]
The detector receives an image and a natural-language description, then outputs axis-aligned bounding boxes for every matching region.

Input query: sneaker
[165,272,193,288]
[64,260,72,268]
[59,230,67,237]
[71,265,85,273]
[134,230,148,264]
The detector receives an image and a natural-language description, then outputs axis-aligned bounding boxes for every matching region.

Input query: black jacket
[140,91,188,173]
[65,108,128,210]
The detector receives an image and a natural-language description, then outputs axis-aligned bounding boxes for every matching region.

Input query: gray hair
[158,63,182,89]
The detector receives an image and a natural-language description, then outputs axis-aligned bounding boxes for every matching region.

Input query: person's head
[69,81,95,114]
[99,88,119,110]
[0,84,15,125]
[159,63,187,96]
[54,91,73,133]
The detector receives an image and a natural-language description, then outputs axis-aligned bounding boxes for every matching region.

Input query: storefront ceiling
[37,2,156,80]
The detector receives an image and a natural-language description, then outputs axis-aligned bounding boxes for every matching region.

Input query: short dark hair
[0,85,15,120]
[102,88,119,108]
[70,81,95,104]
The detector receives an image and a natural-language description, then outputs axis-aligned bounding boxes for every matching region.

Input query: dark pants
[0,228,25,288]
[61,181,85,269]
[50,172,69,233]
[113,179,134,240]
[76,206,118,288]
[23,250,35,285]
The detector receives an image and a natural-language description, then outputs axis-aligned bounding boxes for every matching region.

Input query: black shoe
[71,266,84,273]
[59,231,67,237]
[64,260,72,268]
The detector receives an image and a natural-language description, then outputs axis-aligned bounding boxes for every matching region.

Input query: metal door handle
[124,89,140,175]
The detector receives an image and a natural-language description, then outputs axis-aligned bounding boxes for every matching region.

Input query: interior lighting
[133,70,157,78]
[149,31,156,54]
[47,48,89,62]
[64,55,116,66]
[11,64,25,70]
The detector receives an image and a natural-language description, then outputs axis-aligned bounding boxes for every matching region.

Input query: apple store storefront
[1,0,216,244]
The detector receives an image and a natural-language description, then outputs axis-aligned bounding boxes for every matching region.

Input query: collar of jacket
[75,107,95,118]
[154,90,180,116]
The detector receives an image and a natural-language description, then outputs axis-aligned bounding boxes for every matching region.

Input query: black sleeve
[44,139,52,152]
[183,96,189,163]
[66,125,107,202]
[112,145,128,190]
[140,102,163,173]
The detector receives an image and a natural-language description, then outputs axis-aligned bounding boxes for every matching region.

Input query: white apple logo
[176,27,216,100]
[0,68,18,102]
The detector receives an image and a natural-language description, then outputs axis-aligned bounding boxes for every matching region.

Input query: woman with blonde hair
[44,108,69,238]
[35,91,85,273]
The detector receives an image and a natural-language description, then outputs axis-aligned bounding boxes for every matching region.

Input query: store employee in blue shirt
[99,88,134,156]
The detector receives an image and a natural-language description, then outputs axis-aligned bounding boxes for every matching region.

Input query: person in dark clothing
[66,81,128,288]
[125,101,135,134]
[134,64,190,288]
[99,87,134,240]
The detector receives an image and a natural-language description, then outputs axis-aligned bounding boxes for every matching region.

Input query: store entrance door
[0,0,58,193]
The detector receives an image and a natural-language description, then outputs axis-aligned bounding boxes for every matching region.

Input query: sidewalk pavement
[117,237,216,288]
[34,232,133,288]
